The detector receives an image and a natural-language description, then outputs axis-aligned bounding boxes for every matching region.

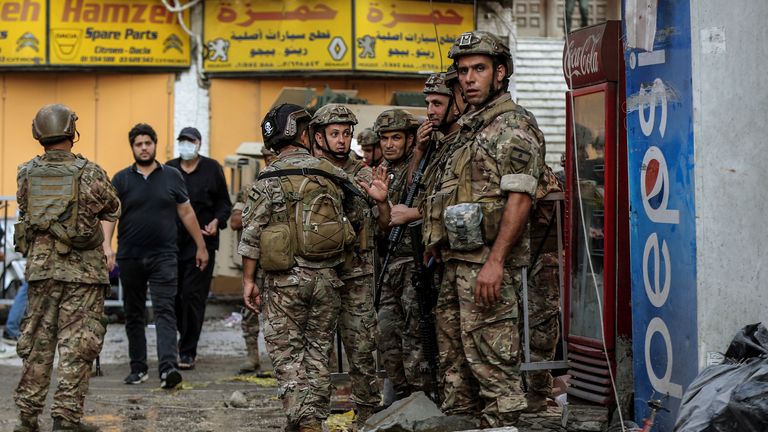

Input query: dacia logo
[163,34,183,53]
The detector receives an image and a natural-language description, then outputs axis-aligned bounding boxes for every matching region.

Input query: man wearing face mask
[105,123,209,390]
[167,127,232,371]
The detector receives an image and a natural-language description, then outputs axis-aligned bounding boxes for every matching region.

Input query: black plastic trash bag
[675,323,768,432]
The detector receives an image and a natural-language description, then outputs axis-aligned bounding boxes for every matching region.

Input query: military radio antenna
[429,0,444,71]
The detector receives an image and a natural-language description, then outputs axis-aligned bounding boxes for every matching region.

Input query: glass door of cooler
[564,82,618,351]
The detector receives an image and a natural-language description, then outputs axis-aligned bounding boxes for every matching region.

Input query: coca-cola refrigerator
[561,21,632,406]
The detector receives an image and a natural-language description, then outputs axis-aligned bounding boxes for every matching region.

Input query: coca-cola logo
[565,33,602,79]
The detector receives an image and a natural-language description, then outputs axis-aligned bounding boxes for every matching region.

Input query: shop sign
[0,0,46,66]
[204,0,353,72]
[354,0,473,73]
[49,0,190,67]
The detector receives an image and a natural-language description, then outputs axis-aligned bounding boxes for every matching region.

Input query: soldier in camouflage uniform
[522,165,563,411]
[231,146,275,375]
[238,103,365,432]
[357,128,382,168]
[422,31,547,427]
[13,104,121,432]
[309,104,381,423]
[369,109,425,400]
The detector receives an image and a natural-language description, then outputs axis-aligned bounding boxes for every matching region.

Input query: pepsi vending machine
[561,21,632,406]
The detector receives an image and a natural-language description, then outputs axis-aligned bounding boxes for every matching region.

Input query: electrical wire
[428,0,444,71]
[161,0,207,85]
[563,16,628,432]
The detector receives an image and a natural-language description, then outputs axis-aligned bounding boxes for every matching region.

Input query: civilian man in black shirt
[104,123,209,390]
[167,127,232,370]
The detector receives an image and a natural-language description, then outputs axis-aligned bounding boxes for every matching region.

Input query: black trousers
[175,250,216,359]
[119,254,179,376]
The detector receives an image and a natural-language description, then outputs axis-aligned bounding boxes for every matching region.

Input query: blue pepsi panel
[622,1,697,430]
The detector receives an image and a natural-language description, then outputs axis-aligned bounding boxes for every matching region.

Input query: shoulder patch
[510,145,532,171]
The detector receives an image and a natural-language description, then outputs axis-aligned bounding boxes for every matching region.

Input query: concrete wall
[692,2,768,369]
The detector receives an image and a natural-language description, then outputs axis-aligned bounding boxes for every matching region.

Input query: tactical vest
[257,162,355,271]
[21,154,103,254]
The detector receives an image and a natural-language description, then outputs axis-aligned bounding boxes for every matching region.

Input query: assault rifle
[373,142,435,310]
[409,220,440,404]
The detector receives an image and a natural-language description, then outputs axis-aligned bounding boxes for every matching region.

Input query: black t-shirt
[112,162,189,259]
[166,156,232,259]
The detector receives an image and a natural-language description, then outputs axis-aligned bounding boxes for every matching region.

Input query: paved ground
[0,309,568,432]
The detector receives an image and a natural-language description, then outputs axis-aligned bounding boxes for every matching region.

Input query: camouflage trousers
[262,267,341,430]
[338,274,380,407]
[436,260,525,428]
[15,280,107,423]
[521,252,561,402]
[377,257,423,395]
[241,308,260,369]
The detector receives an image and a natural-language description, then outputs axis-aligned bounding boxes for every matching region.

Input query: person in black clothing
[104,123,209,390]
[166,127,232,370]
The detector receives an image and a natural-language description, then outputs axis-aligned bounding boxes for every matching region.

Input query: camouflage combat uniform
[377,154,424,396]
[336,157,380,410]
[424,93,546,427]
[233,185,262,372]
[15,150,120,425]
[238,147,354,430]
[523,166,563,407]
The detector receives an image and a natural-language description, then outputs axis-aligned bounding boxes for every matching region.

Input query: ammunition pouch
[479,200,505,244]
[13,221,29,255]
[444,203,484,251]
[260,223,295,271]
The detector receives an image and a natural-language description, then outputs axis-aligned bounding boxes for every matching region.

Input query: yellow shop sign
[354,0,473,73]
[49,0,190,67]
[204,0,353,72]
[0,0,46,66]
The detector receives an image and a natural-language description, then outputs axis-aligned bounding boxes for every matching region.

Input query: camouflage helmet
[32,103,78,145]
[261,103,311,150]
[356,128,378,148]
[309,103,358,129]
[448,31,514,77]
[422,73,452,97]
[373,109,419,135]
[445,64,458,85]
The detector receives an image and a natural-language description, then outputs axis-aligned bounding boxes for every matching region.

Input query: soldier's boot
[523,394,548,413]
[355,404,376,429]
[298,421,324,432]
[13,415,39,432]
[237,341,261,374]
[52,418,100,432]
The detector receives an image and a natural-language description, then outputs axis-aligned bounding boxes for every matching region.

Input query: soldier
[523,166,563,412]
[231,146,275,375]
[238,103,364,432]
[13,104,121,432]
[357,127,382,168]
[370,109,424,400]
[308,104,381,424]
[417,67,467,240]
[423,31,547,427]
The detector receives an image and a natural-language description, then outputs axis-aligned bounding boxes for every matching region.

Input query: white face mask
[178,140,198,160]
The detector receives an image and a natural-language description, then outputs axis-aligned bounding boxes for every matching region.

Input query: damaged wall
[691,3,768,369]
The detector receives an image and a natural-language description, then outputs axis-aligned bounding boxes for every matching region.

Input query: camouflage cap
[448,31,514,77]
[422,73,452,96]
[309,103,358,129]
[32,103,78,145]
[356,128,378,148]
[373,109,419,134]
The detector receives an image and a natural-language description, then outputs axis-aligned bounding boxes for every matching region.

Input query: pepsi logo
[641,146,679,225]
